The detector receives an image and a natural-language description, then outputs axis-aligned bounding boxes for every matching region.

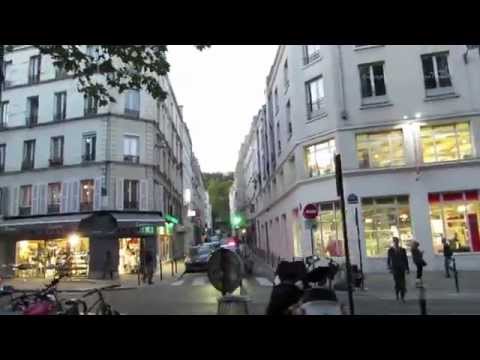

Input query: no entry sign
[303,203,318,219]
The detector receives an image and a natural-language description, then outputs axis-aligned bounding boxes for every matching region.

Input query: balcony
[82,154,95,162]
[53,113,66,122]
[28,74,40,85]
[125,109,140,118]
[303,51,321,65]
[123,155,139,164]
[2,80,12,89]
[19,207,31,216]
[47,204,60,214]
[80,202,93,212]
[84,107,98,117]
[124,201,139,210]
[21,159,34,170]
[49,157,63,167]
[26,116,38,127]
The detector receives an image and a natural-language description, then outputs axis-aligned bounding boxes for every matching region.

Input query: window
[28,55,41,84]
[356,130,405,168]
[304,45,321,64]
[359,62,386,98]
[276,122,282,156]
[55,63,68,79]
[312,202,344,257]
[283,60,289,89]
[80,179,94,212]
[286,101,292,139]
[421,122,472,163]
[26,96,39,126]
[125,89,140,117]
[0,144,5,172]
[124,135,139,163]
[82,133,96,162]
[49,136,64,166]
[305,139,336,177]
[274,88,279,115]
[0,101,8,127]
[429,191,480,254]
[19,185,32,216]
[421,53,452,93]
[306,76,325,118]
[22,140,35,170]
[362,195,412,257]
[124,179,139,210]
[2,60,12,88]
[53,91,67,121]
[84,95,98,115]
[47,182,61,214]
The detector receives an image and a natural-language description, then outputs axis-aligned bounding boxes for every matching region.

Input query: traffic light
[231,214,242,228]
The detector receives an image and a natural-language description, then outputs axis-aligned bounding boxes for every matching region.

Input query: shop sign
[165,214,179,225]
[139,224,156,236]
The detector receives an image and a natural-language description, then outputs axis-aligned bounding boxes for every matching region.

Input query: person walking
[387,237,409,302]
[442,237,453,278]
[411,241,427,287]
[103,250,114,280]
[143,249,154,285]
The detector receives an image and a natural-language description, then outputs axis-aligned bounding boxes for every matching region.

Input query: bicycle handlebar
[82,284,120,298]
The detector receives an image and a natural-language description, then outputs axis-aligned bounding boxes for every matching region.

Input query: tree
[203,172,234,231]
[1,45,209,106]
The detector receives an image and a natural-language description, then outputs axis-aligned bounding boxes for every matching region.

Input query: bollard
[171,261,174,277]
[418,286,427,315]
[159,261,163,281]
[174,260,178,274]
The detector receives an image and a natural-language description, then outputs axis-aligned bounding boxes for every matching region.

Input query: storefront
[15,236,89,278]
[118,237,141,275]
[311,201,344,257]
[429,190,480,254]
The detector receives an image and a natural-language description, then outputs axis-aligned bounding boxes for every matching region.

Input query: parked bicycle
[63,285,121,315]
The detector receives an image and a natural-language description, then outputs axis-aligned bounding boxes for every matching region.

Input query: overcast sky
[167,45,278,174]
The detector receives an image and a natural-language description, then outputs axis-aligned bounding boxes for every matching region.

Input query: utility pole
[335,154,355,315]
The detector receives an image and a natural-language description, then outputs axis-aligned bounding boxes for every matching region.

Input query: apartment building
[0,45,204,279]
[233,45,480,272]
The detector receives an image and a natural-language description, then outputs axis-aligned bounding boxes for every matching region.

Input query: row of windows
[0,90,140,128]
[305,121,474,177]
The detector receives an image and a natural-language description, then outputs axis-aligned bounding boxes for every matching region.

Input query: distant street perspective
[1,45,480,315]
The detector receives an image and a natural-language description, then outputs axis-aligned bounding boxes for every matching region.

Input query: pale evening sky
[167,45,278,174]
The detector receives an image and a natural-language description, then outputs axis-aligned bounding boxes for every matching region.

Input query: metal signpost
[348,193,365,290]
[303,204,319,256]
[335,154,355,315]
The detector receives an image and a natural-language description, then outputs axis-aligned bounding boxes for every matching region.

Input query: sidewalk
[2,260,186,292]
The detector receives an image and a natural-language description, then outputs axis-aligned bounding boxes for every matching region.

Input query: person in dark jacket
[387,237,409,302]
[442,237,453,278]
[266,261,304,315]
[411,241,426,286]
[103,251,114,280]
[143,250,154,285]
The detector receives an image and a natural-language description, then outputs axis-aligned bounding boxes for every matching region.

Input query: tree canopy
[203,172,234,231]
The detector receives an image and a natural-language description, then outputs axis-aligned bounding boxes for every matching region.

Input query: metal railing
[49,157,63,167]
[21,159,34,170]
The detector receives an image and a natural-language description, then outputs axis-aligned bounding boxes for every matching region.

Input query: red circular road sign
[303,204,318,219]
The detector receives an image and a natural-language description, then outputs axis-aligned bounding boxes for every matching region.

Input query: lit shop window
[305,139,335,177]
[357,130,405,168]
[421,122,473,163]
[312,202,344,257]
[362,195,412,257]
[429,191,480,254]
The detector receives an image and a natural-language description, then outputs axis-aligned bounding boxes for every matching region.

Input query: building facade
[233,45,480,272]
[0,45,206,279]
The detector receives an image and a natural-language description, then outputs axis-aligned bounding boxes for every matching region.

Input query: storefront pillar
[0,238,16,266]
[88,234,119,280]
[410,187,436,268]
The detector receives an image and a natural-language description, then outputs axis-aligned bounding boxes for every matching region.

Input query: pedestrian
[411,241,427,287]
[387,237,409,302]
[442,237,453,278]
[103,250,114,280]
[143,249,154,285]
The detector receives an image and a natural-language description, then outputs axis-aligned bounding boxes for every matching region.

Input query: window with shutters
[26,96,39,127]
[28,55,41,84]
[124,135,139,163]
[124,180,139,210]
[1,101,8,128]
[2,60,12,89]
[49,136,64,167]
[53,91,67,121]
[304,45,322,65]
[80,179,94,212]
[82,133,96,162]
[0,144,5,172]
[19,185,32,216]
[22,140,35,170]
[47,182,61,214]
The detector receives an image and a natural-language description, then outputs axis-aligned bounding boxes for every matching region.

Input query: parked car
[185,245,213,273]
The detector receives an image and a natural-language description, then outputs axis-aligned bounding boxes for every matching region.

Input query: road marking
[171,280,185,286]
[256,277,273,287]
[192,276,208,286]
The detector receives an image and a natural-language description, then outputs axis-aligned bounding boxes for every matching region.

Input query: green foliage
[30,45,209,107]
[203,172,234,229]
